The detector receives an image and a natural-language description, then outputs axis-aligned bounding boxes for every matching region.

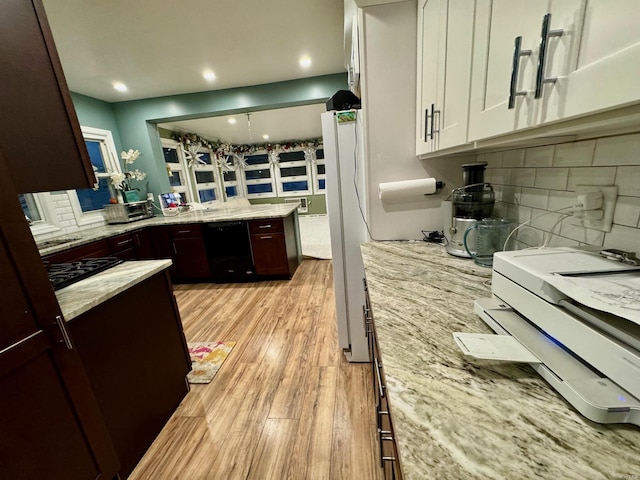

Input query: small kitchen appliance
[446,162,495,257]
[463,218,514,267]
[103,200,153,224]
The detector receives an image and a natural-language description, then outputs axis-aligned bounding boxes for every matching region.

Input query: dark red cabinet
[0,0,96,193]
[108,233,136,260]
[249,216,299,278]
[168,224,210,281]
[42,239,111,266]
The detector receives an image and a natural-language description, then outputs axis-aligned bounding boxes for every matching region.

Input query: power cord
[422,230,448,245]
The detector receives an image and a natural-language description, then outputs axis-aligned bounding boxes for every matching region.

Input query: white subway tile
[553,140,595,167]
[502,149,525,167]
[530,209,566,232]
[487,168,509,185]
[612,196,640,227]
[482,152,503,168]
[615,166,640,197]
[515,227,543,248]
[560,221,605,245]
[567,167,617,190]
[604,224,640,256]
[493,202,510,218]
[534,167,569,190]
[547,235,580,248]
[524,145,554,167]
[507,205,532,224]
[593,133,640,166]
[500,185,521,205]
[509,168,536,187]
[520,187,549,209]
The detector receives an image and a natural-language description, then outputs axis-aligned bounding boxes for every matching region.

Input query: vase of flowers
[109,149,147,202]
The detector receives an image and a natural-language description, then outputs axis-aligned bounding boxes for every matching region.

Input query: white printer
[457,246,640,426]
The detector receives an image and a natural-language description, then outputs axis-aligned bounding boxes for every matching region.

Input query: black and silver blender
[445,162,495,257]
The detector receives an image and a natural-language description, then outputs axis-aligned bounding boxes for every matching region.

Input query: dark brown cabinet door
[168,224,210,281]
[42,239,111,266]
[250,232,289,275]
[0,0,96,193]
[132,228,155,259]
[0,153,118,479]
[108,233,136,260]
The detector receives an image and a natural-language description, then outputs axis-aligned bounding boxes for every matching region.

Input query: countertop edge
[55,259,173,321]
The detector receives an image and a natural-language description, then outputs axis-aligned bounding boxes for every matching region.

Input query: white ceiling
[41,0,345,144]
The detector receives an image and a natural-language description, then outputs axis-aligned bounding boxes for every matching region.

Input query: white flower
[128,169,147,181]
[121,149,141,165]
[110,172,127,190]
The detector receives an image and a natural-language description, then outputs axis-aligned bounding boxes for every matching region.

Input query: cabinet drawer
[168,224,203,239]
[248,218,283,234]
[108,233,134,253]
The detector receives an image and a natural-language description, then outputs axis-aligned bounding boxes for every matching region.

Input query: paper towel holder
[427,181,445,195]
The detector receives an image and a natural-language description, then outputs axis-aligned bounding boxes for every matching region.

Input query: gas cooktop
[47,257,123,291]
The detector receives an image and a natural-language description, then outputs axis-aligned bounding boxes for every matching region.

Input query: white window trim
[161,138,196,203]
[312,151,326,194]
[67,126,121,227]
[220,164,247,200]
[275,150,312,198]
[243,151,277,199]
[193,146,223,205]
[26,192,62,236]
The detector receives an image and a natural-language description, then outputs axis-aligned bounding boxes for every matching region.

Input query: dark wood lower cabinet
[249,215,299,278]
[68,269,191,479]
[0,150,119,480]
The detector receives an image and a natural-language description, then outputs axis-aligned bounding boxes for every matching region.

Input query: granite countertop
[361,241,640,480]
[38,203,298,256]
[55,259,172,321]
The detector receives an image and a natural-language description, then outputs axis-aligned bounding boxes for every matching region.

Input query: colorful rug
[186,341,236,384]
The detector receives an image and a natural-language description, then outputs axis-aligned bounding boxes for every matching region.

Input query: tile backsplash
[482,132,640,256]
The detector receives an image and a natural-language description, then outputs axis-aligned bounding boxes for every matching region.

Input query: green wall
[250,195,327,215]
[71,92,123,153]
[107,73,347,199]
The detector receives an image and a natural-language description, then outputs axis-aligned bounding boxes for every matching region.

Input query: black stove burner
[48,257,123,291]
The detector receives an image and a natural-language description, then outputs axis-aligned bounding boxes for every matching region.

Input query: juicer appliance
[445,162,495,257]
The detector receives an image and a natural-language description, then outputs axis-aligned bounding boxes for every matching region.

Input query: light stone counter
[55,259,172,321]
[360,241,640,480]
[38,203,298,256]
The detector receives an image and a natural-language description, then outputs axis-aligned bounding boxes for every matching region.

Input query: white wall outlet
[284,197,309,213]
[572,185,618,232]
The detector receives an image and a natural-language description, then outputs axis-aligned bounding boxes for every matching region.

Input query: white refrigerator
[321,110,370,362]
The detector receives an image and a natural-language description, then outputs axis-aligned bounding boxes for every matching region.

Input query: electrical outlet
[572,185,618,232]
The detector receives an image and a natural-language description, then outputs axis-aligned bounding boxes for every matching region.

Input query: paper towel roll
[378,178,439,202]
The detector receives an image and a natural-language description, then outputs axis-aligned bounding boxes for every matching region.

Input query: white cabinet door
[416,0,474,154]
[537,0,640,124]
[416,0,446,155]
[468,0,549,141]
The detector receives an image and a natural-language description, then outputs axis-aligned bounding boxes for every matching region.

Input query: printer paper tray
[463,297,640,426]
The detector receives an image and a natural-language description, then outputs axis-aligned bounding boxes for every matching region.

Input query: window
[192,148,222,205]
[275,150,312,197]
[312,148,326,193]
[243,153,276,198]
[67,126,121,226]
[162,139,194,203]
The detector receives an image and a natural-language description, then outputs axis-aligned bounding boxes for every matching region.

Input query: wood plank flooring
[128,259,384,480]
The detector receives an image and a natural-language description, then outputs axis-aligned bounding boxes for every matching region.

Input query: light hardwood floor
[128,259,384,480]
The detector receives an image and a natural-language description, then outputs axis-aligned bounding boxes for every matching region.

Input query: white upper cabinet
[469,0,640,142]
[537,0,640,124]
[416,0,474,155]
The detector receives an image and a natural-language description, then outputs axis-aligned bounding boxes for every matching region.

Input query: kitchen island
[361,241,640,480]
[55,259,191,478]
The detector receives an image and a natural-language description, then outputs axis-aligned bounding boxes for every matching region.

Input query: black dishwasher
[203,221,256,283]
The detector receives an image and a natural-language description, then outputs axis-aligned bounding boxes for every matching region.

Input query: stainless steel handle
[177,230,191,234]
[117,240,131,247]
[55,315,73,350]
[374,357,385,398]
[259,235,273,240]
[258,224,272,229]
[535,13,564,99]
[134,234,141,248]
[424,108,429,142]
[172,242,177,255]
[508,36,532,109]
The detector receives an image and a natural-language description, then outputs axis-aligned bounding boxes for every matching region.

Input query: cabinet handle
[508,36,532,109]
[172,242,177,255]
[134,235,141,248]
[258,224,272,229]
[177,230,191,234]
[374,357,385,399]
[432,105,441,136]
[259,235,273,239]
[55,315,73,350]
[117,240,131,247]
[424,108,429,142]
[535,13,564,99]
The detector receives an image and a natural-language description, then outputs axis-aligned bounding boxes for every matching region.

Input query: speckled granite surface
[55,260,172,321]
[38,204,298,256]
[361,241,640,480]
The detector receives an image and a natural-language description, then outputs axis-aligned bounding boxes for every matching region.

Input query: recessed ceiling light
[203,70,216,81]
[227,118,237,125]
[262,134,269,140]
[113,82,128,92]
[299,56,312,69]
